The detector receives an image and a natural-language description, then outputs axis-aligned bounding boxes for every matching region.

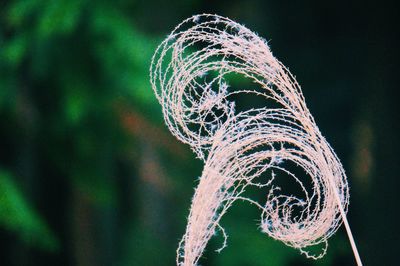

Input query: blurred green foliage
[0,170,58,251]
[1,0,163,264]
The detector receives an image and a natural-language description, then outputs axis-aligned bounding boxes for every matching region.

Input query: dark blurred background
[0,0,398,265]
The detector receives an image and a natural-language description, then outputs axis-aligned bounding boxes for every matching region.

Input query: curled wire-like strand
[150,14,360,266]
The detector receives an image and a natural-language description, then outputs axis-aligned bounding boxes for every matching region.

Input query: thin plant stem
[332,185,363,266]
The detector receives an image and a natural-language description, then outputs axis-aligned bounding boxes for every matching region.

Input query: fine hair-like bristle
[150,14,360,266]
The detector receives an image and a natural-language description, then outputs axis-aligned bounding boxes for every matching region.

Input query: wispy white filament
[150,14,361,266]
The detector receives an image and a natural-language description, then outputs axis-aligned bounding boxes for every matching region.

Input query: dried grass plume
[150,14,362,266]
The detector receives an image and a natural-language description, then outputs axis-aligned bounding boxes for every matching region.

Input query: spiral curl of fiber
[150,14,351,266]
